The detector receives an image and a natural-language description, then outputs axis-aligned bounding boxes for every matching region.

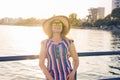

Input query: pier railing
[0,51,120,80]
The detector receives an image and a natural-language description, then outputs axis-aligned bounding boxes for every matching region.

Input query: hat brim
[42,15,71,36]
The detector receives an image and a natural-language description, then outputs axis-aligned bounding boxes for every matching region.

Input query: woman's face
[51,20,63,33]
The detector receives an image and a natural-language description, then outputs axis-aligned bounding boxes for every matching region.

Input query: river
[0,25,120,80]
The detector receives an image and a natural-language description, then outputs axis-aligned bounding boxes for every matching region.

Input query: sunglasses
[52,22,63,27]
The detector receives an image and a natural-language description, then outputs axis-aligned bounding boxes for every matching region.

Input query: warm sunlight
[0,26,47,55]
[1,0,120,80]
[0,0,111,19]
[10,26,47,55]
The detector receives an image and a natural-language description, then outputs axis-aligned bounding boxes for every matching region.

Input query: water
[0,25,120,80]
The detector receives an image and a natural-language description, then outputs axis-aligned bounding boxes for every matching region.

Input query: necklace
[54,45,60,59]
[51,38,63,45]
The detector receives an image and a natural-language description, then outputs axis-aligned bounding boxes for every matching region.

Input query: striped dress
[46,39,73,80]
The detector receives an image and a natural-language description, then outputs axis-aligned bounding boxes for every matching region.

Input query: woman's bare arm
[39,40,53,80]
[69,42,79,73]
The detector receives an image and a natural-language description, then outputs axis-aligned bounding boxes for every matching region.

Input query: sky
[0,0,112,19]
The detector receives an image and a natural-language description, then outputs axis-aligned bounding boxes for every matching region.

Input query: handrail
[0,51,120,80]
[0,55,38,62]
[100,77,120,80]
[78,51,120,56]
[0,51,120,62]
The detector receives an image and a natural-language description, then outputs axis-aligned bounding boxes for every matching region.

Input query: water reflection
[68,29,113,52]
[0,25,120,79]
[109,33,120,76]
[109,55,120,76]
[112,35,120,51]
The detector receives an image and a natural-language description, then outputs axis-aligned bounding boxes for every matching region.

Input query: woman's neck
[52,33,62,41]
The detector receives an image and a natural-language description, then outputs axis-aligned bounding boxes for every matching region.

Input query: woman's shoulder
[41,39,48,42]
[64,38,74,43]
[63,38,74,46]
[41,39,49,45]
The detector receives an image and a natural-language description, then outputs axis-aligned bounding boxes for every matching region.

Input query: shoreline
[0,24,120,35]
[72,26,120,35]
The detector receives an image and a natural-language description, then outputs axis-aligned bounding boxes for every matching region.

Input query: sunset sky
[0,0,112,19]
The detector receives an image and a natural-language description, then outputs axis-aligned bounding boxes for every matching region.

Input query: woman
[39,15,79,80]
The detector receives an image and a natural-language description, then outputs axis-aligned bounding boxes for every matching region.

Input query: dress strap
[69,39,74,44]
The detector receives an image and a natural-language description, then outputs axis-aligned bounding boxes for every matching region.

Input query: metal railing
[0,51,120,62]
[0,51,120,80]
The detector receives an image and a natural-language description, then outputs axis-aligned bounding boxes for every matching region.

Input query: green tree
[81,22,93,27]
[16,17,41,26]
[69,13,79,26]
[104,14,111,21]
[111,8,120,19]
[94,19,105,27]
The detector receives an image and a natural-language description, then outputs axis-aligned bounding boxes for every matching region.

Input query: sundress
[46,39,73,80]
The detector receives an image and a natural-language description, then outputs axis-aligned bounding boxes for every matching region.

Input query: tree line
[0,8,120,28]
[70,8,120,29]
[0,17,45,26]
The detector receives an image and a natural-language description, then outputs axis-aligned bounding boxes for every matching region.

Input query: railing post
[74,71,77,80]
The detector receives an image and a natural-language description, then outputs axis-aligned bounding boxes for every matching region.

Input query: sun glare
[0,0,111,19]
[4,26,47,55]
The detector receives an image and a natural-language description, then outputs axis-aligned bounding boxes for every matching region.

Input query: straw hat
[42,15,71,36]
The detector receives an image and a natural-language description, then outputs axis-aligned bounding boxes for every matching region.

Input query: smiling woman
[39,15,79,80]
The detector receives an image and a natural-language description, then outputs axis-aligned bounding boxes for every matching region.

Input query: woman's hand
[67,70,76,80]
[48,75,53,80]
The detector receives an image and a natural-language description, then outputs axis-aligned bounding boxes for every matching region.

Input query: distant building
[112,0,120,10]
[88,7,105,22]
[0,17,22,24]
